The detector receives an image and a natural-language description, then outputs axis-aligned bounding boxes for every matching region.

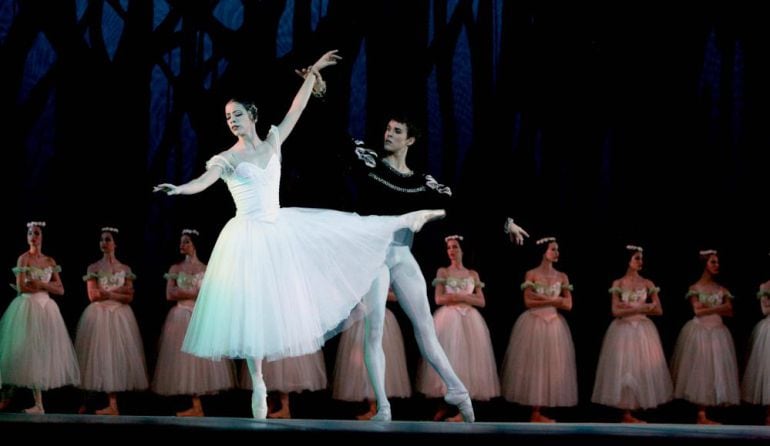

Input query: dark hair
[534,236,558,257]
[624,244,644,262]
[227,98,258,121]
[385,111,422,141]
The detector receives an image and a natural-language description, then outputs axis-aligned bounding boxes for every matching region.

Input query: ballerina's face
[225,101,254,137]
[705,254,719,275]
[629,251,643,271]
[446,239,463,263]
[27,225,43,249]
[100,232,115,254]
[180,234,195,256]
[544,242,559,263]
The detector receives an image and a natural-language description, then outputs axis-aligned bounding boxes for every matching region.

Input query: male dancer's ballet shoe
[404,209,446,232]
[23,404,44,414]
[370,405,392,422]
[444,390,474,422]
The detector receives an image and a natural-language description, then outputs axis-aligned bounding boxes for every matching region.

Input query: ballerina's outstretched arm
[153,165,222,196]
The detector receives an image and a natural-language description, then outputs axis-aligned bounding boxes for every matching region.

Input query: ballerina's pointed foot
[444,390,474,423]
[370,405,392,421]
[404,209,446,232]
[251,388,268,419]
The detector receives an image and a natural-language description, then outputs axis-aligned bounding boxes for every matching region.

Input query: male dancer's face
[383,120,414,154]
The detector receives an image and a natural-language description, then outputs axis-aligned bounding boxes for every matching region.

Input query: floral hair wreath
[535,236,557,246]
[101,226,120,233]
[182,228,200,236]
[26,221,46,229]
[699,249,717,256]
[444,234,464,243]
[626,244,643,252]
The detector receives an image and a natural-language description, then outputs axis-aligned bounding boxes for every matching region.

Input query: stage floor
[2,413,769,445]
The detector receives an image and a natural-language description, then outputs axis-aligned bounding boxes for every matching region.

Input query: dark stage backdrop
[1,1,769,420]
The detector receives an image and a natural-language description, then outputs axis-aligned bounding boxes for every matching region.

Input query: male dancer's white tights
[363,244,473,421]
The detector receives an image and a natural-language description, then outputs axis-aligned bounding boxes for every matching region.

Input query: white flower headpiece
[26,221,46,229]
[626,244,643,252]
[535,236,557,246]
[101,226,120,233]
[699,249,717,256]
[182,228,200,236]
[444,234,463,243]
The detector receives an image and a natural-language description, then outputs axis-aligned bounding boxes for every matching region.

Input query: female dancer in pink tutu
[670,249,739,424]
[741,255,770,425]
[500,236,578,422]
[151,228,236,416]
[75,227,148,415]
[416,235,500,421]
[0,221,79,414]
[591,245,672,423]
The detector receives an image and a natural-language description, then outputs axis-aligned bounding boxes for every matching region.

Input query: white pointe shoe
[251,387,268,419]
[444,390,474,422]
[370,405,392,421]
[404,209,446,232]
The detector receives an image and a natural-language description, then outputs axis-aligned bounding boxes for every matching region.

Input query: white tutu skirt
[152,304,236,395]
[501,307,578,406]
[183,208,405,361]
[239,351,327,392]
[332,308,412,401]
[75,301,149,392]
[591,316,673,409]
[0,292,80,389]
[416,305,500,400]
[742,316,770,404]
[671,315,740,405]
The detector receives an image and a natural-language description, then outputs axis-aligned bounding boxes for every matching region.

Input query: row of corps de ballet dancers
[2,49,769,425]
[1,221,769,425]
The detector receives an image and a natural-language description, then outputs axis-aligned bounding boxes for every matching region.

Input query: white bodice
[208,125,282,221]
